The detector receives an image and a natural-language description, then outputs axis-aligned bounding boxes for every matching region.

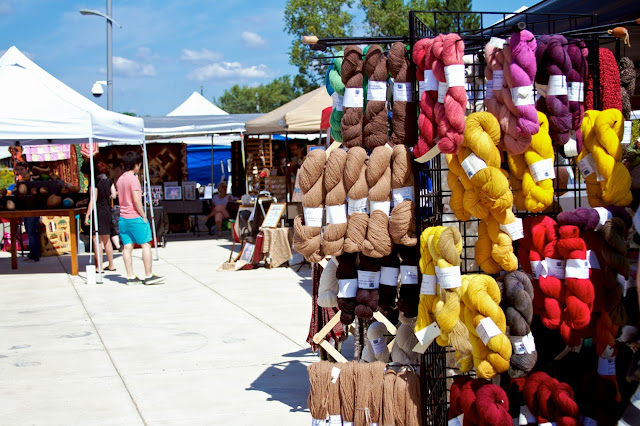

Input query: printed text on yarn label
[461,152,488,179]
[492,70,504,91]
[565,258,590,279]
[338,278,358,298]
[598,356,616,376]
[424,69,439,91]
[511,85,535,106]
[564,131,579,157]
[567,82,584,102]
[329,415,342,425]
[594,207,612,230]
[348,197,368,215]
[623,120,632,144]
[529,158,555,182]
[577,153,597,179]
[444,64,466,87]
[435,265,462,289]
[510,332,536,355]
[371,337,386,355]
[418,80,426,99]
[437,81,447,103]
[343,87,363,108]
[476,317,502,346]
[400,265,419,285]
[485,80,493,100]
[499,218,524,241]
[420,274,437,295]
[547,75,568,96]
[331,367,340,383]
[392,186,414,205]
[393,82,413,102]
[586,250,600,269]
[332,92,344,112]
[357,270,380,289]
[530,259,548,278]
[370,200,391,216]
[379,267,399,286]
[520,406,537,425]
[326,204,347,225]
[448,413,464,426]
[545,257,566,279]
[367,80,388,102]
[304,207,324,227]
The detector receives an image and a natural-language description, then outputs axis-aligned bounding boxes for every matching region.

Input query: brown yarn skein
[322,148,348,256]
[378,249,400,311]
[307,361,332,421]
[293,149,326,262]
[354,361,373,426]
[497,271,538,378]
[339,361,357,424]
[336,252,358,325]
[327,364,342,421]
[396,244,420,318]
[390,144,417,246]
[364,45,390,150]
[382,369,397,426]
[601,217,629,326]
[393,369,421,426]
[344,147,369,253]
[356,254,381,319]
[389,42,417,147]
[342,45,364,148]
[369,362,386,425]
[363,146,393,258]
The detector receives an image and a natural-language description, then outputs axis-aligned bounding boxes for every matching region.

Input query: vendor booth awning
[244,87,333,135]
[142,114,261,141]
[167,91,228,116]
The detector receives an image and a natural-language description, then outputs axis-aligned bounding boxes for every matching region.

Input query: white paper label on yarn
[530,259,548,279]
[343,87,364,108]
[547,74,568,96]
[437,81,448,103]
[594,207,612,230]
[348,196,368,215]
[577,153,597,179]
[424,69,439,91]
[565,258,590,279]
[476,317,502,346]
[304,207,324,227]
[485,80,494,100]
[564,131,579,157]
[586,250,600,269]
[332,92,344,112]
[421,274,437,295]
[529,158,555,182]
[511,85,535,106]
[392,186,415,204]
[371,336,386,355]
[414,322,441,353]
[400,265,419,284]
[312,418,327,426]
[418,80,427,98]
[445,64,466,87]
[331,366,341,383]
[358,270,380,289]
[435,265,462,289]
[492,70,504,91]
[326,204,347,225]
[510,332,536,355]
[379,267,399,286]
[368,80,388,102]
[520,406,537,425]
[461,152,488,179]
[567,82,584,102]
[602,344,615,358]
[500,218,524,241]
[619,274,629,293]
[393,82,414,102]
[545,257,566,279]
[623,120,633,144]
[448,413,464,426]
[338,278,358,298]
[489,37,507,49]
[329,415,342,426]
[370,200,391,216]
[598,356,616,375]
[342,422,354,426]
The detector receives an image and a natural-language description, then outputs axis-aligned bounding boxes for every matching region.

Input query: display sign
[261,202,286,228]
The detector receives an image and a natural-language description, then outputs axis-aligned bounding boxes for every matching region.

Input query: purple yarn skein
[509,30,540,137]
[557,207,601,230]
[566,40,589,153]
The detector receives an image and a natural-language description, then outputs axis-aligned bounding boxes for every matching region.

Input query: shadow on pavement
[246,357,311,413]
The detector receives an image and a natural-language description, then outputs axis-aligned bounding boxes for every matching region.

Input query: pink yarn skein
[413,38,437,157]
[508,30,540,138]
[484,43,502,117]
[566,40,589,153]
[432,33,466,154]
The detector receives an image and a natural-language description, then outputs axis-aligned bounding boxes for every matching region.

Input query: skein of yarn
[445,153,473,221]
[354,360,373,426]
[585,48,622,111]
[391,320,420,365]
[448,376,472,421]
[523,371,580,425]
[413,37,438,157]
[318,256,339,308]
[328,52,345,142]
[355,254,381,319]
[341,46,364,149]
[369,362,386,425]
[521,111,555,212]
[343,147,369,253]
[336,252,358,325]
[566,39,588,155]
[293,149,326,262]
[483,41,504,118]
[393,369,421,426]
[362,322,390,363]
[389,144,417,246]
[363,45,389,150]
[396,244,420,319]
[388,42,417,147]
[416,227,438,332]
[478,219,518,273]
[339,361,356,425]
[327,362,342,424]
[308,361,333,423]
[601,217,629,325]
[322,148,348,256]
[460,378,512,426]
[381,369,397,426]
[619,57,636,120]
[378,250,400,311]
[363,146,393,258]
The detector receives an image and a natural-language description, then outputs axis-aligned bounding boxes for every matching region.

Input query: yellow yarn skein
[460,274,512,379]
[475,219,518,274]
[521,111,554,212]
[416,226,440,332]
[446,155,473,221]
[578,110,604,206]
[475,221,501,274]
[507,153,527,211]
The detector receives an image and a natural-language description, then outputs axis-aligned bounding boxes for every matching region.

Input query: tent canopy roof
[0,46,144,145]
[244,87,332,134]
[167,91,228,116]
[143,113,261,141]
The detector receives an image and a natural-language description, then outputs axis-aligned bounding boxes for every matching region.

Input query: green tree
[419,0,479,34]
[215,76,302,114]
[284,0,354,90]
[360,0,412,36]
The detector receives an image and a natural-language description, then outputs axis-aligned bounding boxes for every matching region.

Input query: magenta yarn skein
[508,30,540,137]
[566,40,588,153]
[501,42,534,154]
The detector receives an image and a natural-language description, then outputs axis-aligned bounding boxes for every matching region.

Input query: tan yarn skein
[327,364,342,420]
[363,146,393,258]
[389,42,418,147]
[381,369,397,426]
[307,361,332,421]
[342,45,364,149]
[369,362,386,425]
[339,361,356,424]
[293,149,326,262]
[322,148,348,256]
[354,361,373,425]
[390,144,417,246]
[344,147,369,253]
[364,45,389,150]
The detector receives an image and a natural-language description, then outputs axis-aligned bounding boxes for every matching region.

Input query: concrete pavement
[0,233,315,424]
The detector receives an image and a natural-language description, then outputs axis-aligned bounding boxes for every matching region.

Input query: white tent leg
[89,140,103,283]
[142,140,159,260]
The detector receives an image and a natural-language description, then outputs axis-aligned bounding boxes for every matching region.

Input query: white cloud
[187,62,271,81]
[241,31,267,48]
[0,1,12,15]
[100,56,157,78]
[180,48,222,64]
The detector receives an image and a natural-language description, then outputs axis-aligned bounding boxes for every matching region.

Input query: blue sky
[2,0,537,116]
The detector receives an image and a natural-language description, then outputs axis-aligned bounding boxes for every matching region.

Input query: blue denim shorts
[118,217,152,245]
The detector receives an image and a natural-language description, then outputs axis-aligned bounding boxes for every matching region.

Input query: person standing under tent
[13,161,40,263]
[116,151,165,285]
[81,161,116,272]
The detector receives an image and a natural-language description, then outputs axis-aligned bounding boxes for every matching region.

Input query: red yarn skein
[449,376,472,420]
[460,379,511,426]
[413,37,438,157]
[524,372,579,425]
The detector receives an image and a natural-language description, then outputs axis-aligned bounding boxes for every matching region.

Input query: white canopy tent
[167,91,228,116]
[0,46,152,281]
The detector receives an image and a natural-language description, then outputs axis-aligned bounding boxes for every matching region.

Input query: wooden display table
[0,207,85,275]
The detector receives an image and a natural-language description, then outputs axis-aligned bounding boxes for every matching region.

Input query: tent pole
[142,140,159,261]
[211,134,214,186]
[89,139,103,283]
